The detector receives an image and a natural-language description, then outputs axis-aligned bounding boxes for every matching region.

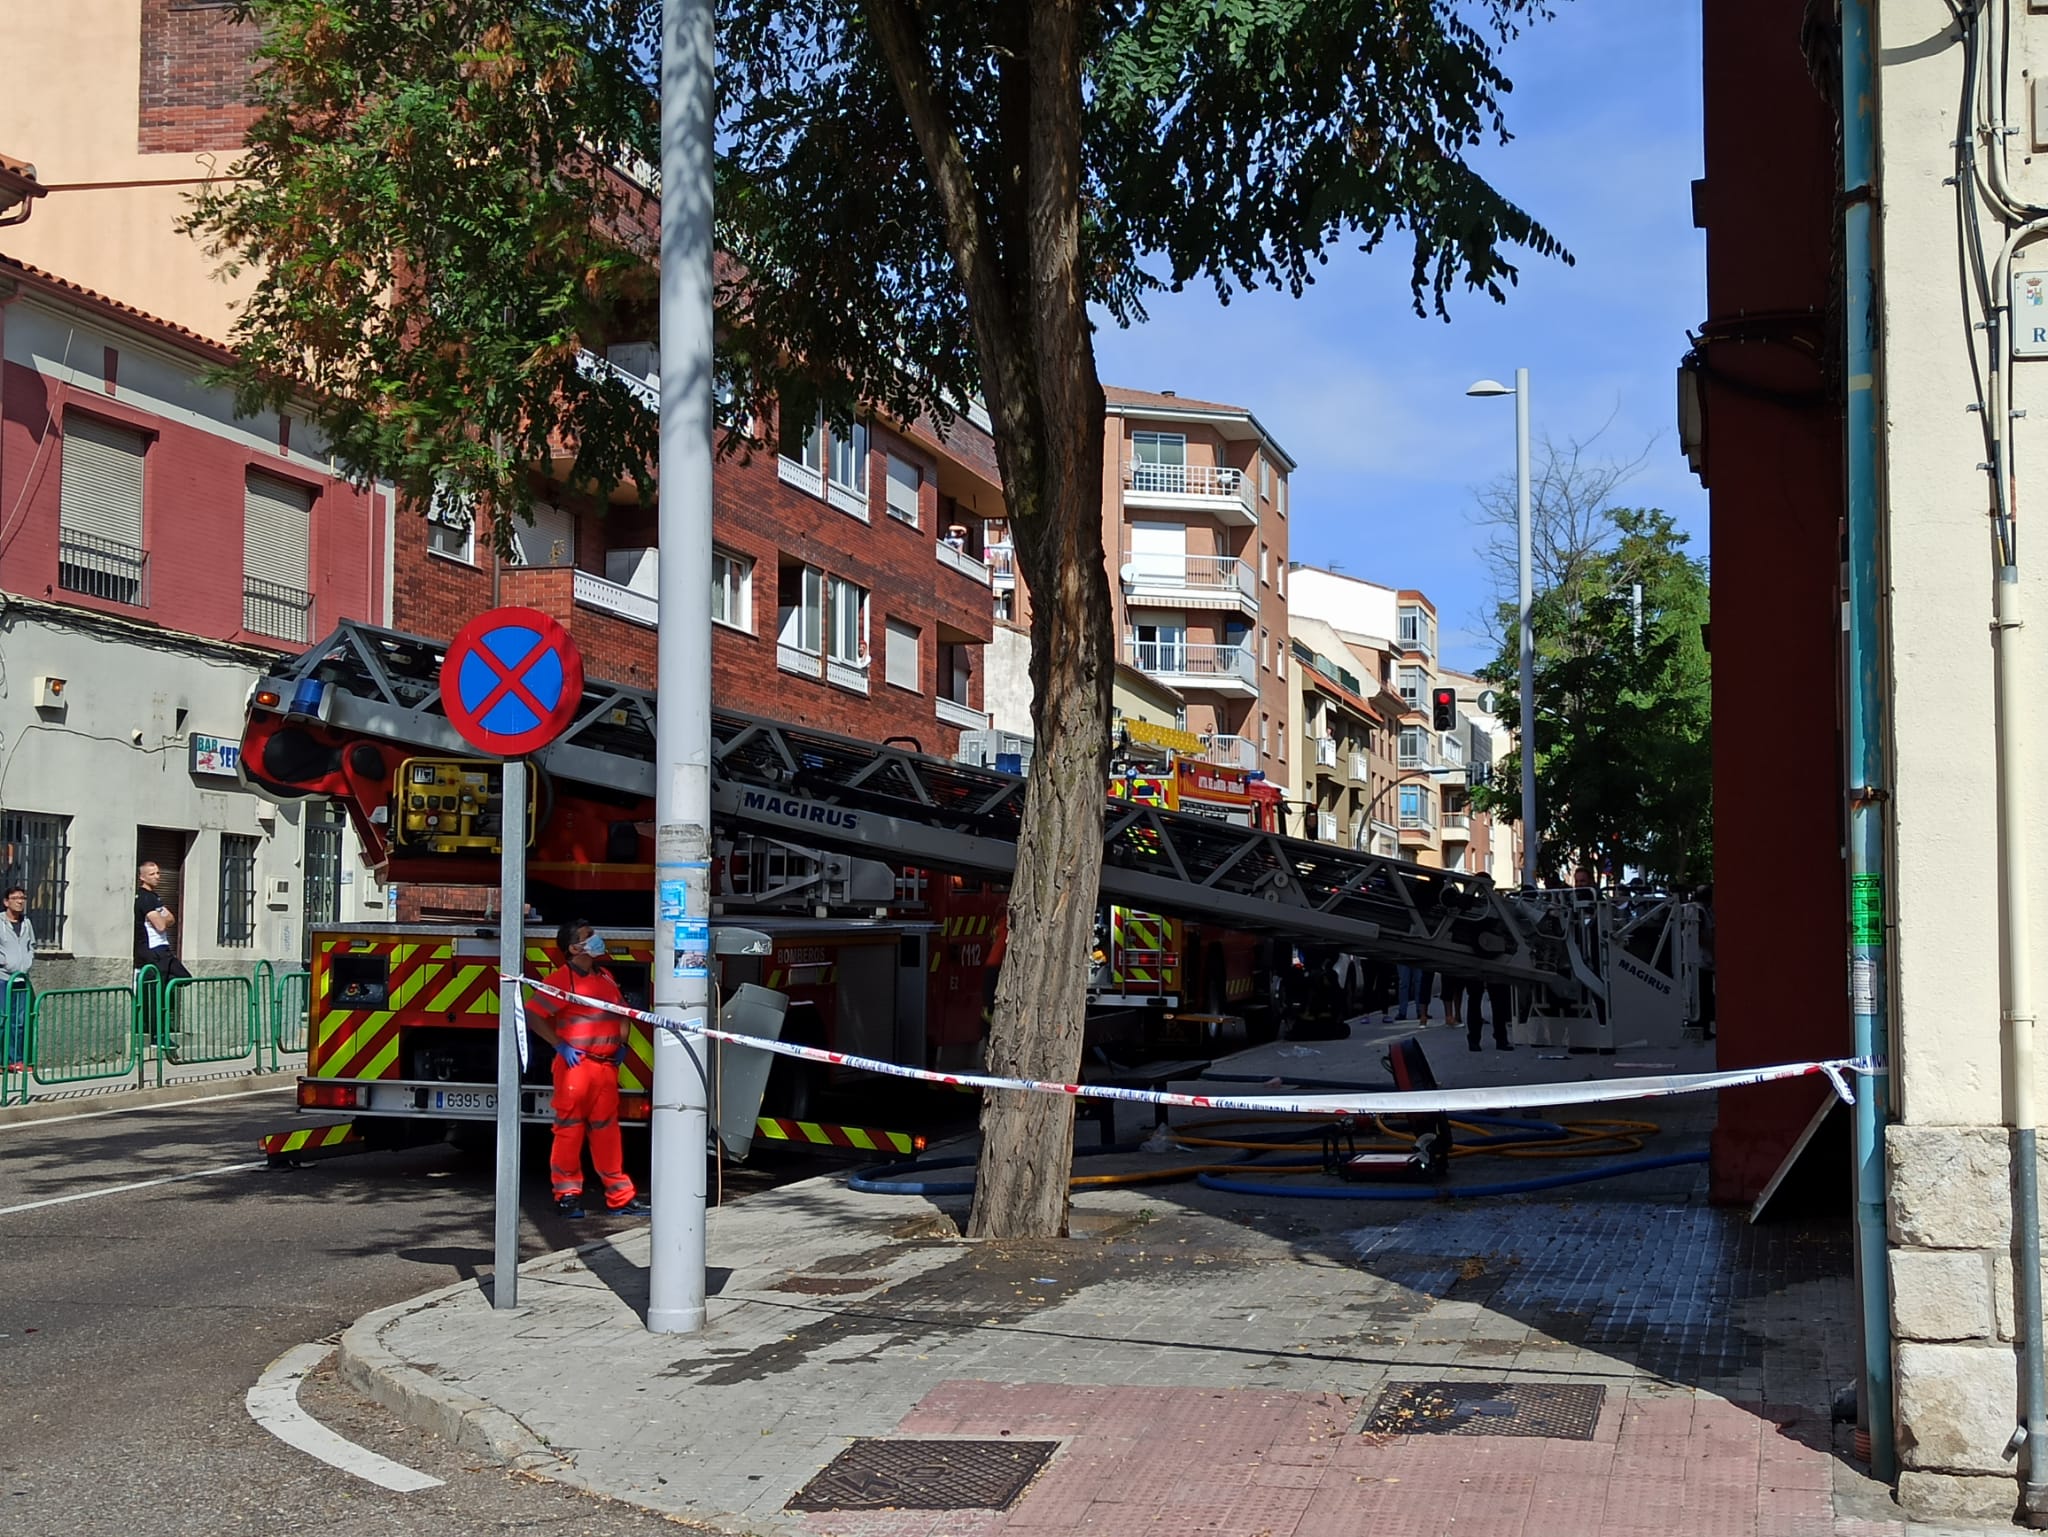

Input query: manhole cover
[1360,1381,1605,1440]
[786,1438,1058,1511]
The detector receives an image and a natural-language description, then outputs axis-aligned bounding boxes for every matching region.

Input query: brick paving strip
[336,1150,1988,1537]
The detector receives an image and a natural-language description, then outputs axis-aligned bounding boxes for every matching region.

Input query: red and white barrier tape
[516,976,1872,1117]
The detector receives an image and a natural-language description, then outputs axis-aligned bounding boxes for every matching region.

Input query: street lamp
[1466,369,1537,888]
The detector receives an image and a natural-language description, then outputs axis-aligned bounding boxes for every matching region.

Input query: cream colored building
[0,0,258,343]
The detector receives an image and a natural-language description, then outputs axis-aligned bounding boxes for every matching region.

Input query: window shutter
[59,416,145,546]
[885,618,919,690]
[244,472,312,589]
[885,455,920,522]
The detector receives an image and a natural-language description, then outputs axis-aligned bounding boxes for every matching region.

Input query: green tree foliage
[190,0,1568,1236]
[1475,509,1712,885]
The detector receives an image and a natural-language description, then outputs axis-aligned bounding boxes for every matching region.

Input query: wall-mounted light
[33,676,66,712]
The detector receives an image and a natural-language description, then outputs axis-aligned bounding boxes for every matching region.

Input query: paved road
[0,1089,819,1536]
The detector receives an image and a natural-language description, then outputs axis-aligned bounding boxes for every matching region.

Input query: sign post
[440,605,586,1312]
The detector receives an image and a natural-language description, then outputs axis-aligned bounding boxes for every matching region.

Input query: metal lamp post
[1466,370,1537,888]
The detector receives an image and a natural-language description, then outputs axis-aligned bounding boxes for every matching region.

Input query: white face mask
[582,934,608,960]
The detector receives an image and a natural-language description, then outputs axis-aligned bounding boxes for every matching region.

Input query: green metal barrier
[253,960,275,1070]
[273,970,311,1059]
[162,974,257,1068]
[28,985,141,1087]
[1,974,29,1105]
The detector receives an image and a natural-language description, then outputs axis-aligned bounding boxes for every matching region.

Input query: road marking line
[0,1085,294,1132]
[0,1159,265,1216]
[247,1343,444,1493]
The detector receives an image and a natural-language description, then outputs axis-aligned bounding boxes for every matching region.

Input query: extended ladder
[255,622,1583,990]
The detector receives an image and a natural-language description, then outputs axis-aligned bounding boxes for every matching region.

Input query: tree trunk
[864,0,1110,1238]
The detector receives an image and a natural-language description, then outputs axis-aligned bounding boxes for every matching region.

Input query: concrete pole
[647,0,715,1336]
[492,757,526,1310]
[1515,367,1537,888]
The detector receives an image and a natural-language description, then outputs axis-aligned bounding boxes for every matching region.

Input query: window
[885,618,921,691]
[798,414,824,475]
[777,563,823,656]
[1259,712,1270,756]
[1397,664,1427,706]
[1,810,69,951]
[507,500,576,568]
[885,454,921,525]
[1398,604,1437,656]
[1399,724,1432,767]
[218,833,258,947]
[938,642,973,705]
[1276,562,1285,598]
[993,589,1015,622]
[1259,543,1269,584]
[1259,626,1270,670]
[830,421,869,500]
[1259,458,1272,499]
[59,414,147,605]
[1398,784,1435,830]
[1277,719,1286,764]
[827,575,868,665]
[1130,430,1187,492]
[1277,477,1288,517]
[244,471,315,642]
[425,492,474,563]
[712,549,753,631]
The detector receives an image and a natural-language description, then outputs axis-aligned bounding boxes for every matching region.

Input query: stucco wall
[0,604,383,988]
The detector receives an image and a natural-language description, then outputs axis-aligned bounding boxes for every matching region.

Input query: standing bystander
[0,884,35,1071]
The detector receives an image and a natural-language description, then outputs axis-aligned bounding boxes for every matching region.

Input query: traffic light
[1431,686,1457,733]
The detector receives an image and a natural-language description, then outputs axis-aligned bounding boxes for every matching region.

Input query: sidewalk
[334,1026,2013,1537]
[0,1050,305,1125]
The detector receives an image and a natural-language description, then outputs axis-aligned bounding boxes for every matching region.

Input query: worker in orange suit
[527,919,649,1220]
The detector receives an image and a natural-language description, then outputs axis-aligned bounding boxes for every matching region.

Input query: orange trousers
[549,1056,636,1209]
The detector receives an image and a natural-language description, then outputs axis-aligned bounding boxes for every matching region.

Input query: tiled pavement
[338,1029,2022,1535]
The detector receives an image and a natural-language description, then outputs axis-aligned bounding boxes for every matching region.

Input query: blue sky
[1092,1,1707,673]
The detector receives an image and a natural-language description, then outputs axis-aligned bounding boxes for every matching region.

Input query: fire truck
[1095,759,1285,1025]
[247,622,1606,1153]
[241,624,1003,1149]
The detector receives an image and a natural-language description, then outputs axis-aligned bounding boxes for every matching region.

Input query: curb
[336,1230,810,1536]
[0,1068,301,1127]
[336,1279,569,1474]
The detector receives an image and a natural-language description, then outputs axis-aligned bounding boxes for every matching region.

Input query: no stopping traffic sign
[439,606,587,757]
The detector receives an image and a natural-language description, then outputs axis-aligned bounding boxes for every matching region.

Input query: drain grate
[1360,1381,1604,1440]
[785,1438,1059,1511]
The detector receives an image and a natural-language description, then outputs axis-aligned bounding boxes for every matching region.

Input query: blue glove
[557,1044,583,1068]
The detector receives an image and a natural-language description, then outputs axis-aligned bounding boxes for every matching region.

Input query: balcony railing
[985,542,1016,587]
[936,539,991,585]
[1441,811,1472,836]
[936,696,990,730]
[1120,551,1257,607]
[1398,736,1436,769]
[58,528,148,607]
[575,347,659,413]
[1122,460,1258,520]
[243,576,313,643]
[1398,805,1436,832]
[1349,752,1372,783]
[574,568,657,628]
[1314,736,1338,768]
[1314,811,1338,841]
[1127,640,1258,690]
[1204,734,1257,770]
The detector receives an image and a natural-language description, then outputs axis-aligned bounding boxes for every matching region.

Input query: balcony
[1314,736,1338,769]
[985,542,1016,589]
[1204,734,1257,770]
[1349,751,1372,784]
[1441,811,1472,839]
[574,568,657,628]
[1122,460,1258,526]
[936,696,990,731]
[937,539,991,585]
[575,347,659,413]
[1314,811,1339,842]
[244,576,314,644]
[1126,640,1259,696]
[1119,552,1257,615]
